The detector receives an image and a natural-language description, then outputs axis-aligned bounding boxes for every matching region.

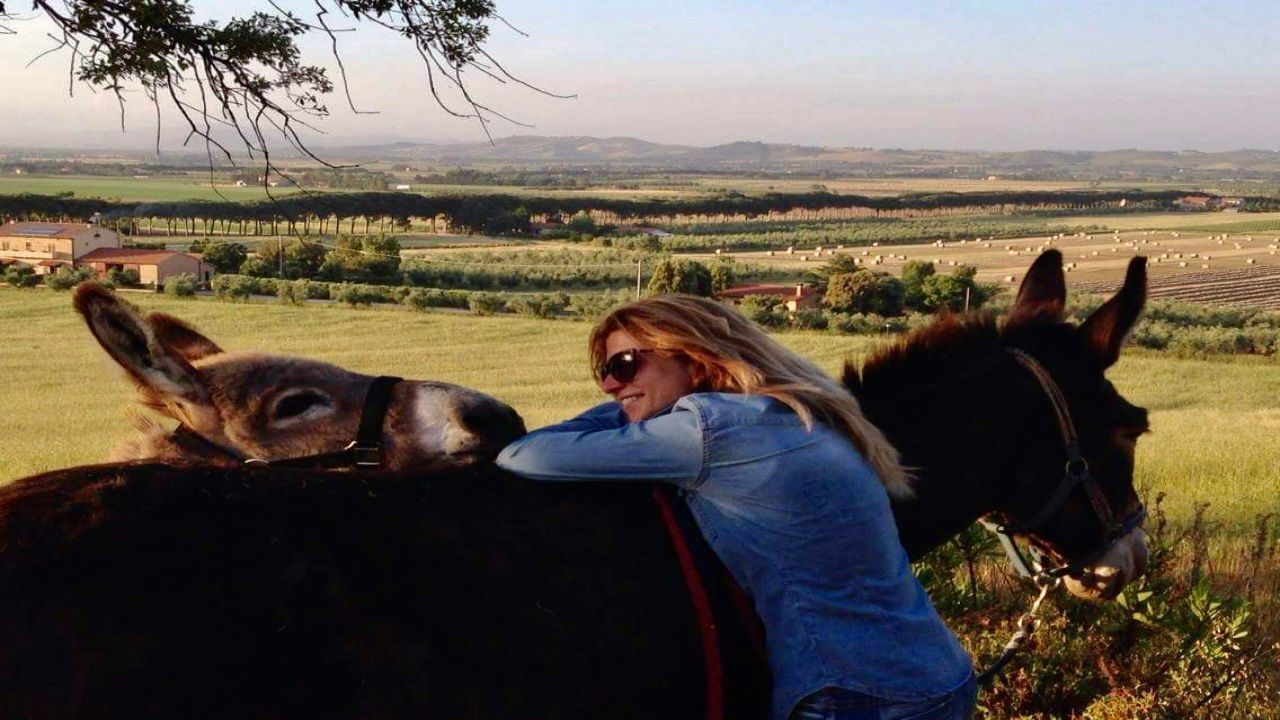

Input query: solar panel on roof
[13,224,64,237]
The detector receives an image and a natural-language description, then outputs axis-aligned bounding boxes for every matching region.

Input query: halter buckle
[345,440,383,468]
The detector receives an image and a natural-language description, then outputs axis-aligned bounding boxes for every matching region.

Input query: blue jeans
[789,674,978,720]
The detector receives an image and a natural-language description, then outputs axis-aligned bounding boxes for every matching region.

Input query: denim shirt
[496,393,972,720]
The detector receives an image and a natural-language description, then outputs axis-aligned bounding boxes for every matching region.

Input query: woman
[496,295,975,720]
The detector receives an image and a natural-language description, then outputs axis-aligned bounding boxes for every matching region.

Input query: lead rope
[976,569,1060,685]
[976,350,1075,685]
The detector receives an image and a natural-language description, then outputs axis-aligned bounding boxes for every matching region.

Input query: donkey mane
[851,311,1003,396]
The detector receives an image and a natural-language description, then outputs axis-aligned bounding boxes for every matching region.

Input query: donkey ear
[73,283,207,400]
[1078,257,1147,368]
[147,313,224,363]
[1007,250,1066,328]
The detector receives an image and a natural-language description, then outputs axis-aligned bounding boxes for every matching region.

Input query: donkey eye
[272,391,331,420]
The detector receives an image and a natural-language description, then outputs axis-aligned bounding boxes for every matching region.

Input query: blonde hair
[589,294,911,498]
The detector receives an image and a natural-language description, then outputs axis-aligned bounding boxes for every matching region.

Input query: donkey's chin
[1063,530,1149,601]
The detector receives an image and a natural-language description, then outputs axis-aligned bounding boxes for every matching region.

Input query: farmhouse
[715,283,820,312]
[0,221,120,273]
[1177,195,1247,212]
[78,247,211,286]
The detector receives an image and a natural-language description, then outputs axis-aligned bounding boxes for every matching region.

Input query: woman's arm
[495,401,705,488]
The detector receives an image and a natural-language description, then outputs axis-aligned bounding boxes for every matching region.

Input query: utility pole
[279,235,284,277]
[635,259,642,299]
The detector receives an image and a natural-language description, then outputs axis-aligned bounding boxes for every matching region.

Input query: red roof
[37,259,71,267]
[0,222,92,239]
[715,284,805,299]
[79,247,201,265]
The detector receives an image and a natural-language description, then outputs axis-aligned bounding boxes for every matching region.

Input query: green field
[2,287,1275,532]
[0,175,301,202]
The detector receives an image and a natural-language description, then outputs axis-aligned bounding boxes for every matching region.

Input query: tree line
[0,189,1222,238]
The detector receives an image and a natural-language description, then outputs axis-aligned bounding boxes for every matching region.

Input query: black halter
[168,376,404,470]
[984,350,1147,580]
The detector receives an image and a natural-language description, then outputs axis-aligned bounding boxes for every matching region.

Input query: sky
[0,0,1277,153]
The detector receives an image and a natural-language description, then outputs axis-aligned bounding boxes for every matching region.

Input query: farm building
[714,283,820,312]
[1178,195,1246,212]
[78,247,211,286]
[0,221,121,273]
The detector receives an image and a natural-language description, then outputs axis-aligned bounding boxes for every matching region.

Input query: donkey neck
[858,317,1030,559]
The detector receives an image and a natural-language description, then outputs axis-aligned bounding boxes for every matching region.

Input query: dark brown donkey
[0,252,1149,718]
[849,249,1151,600]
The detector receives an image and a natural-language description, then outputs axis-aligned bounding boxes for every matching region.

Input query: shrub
[198,242,248,273]
[44,266,96,291]
[824,271,905,316]
[162,273,198,298]
[507,292,570,319]
[790,308,828,330]
[738,295,787,327]
[211,274,258,302]
[276,279,307,306]
[404,287,470,311]
[105,267,140,287]
[331,284,386,308]
[570,290,632,320]
[646,258,712,297]
[467,292,507,316]
[3,266,39,288]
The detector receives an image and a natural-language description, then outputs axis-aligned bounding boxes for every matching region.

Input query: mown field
[3,287,1275,532]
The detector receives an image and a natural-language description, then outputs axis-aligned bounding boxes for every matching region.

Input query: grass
[0,175,302,202]
[2,287,1275,535]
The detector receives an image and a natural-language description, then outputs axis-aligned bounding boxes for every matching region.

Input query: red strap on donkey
[651,486,724,720]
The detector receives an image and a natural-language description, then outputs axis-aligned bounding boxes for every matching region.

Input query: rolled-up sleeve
[495,400,705,488]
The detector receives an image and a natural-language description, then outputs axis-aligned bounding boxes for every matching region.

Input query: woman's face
[600,328,695,422]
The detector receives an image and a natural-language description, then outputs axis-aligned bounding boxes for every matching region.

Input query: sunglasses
[598,348,654,384]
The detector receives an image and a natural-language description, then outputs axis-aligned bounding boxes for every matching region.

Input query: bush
[467,292,507,316]
[570,290,632,320]
[738,295,788,327]
[824,271,905,316]
[915,265,992,312]
[44,265,96,291]
[646,258,713,297]
[163,273,198,298]
[790,308,828,330]
[276,279,308,306]
[105,267,140,287]
[196,242,248,273]
[507,292,570,319]
[404,288,471,311]
[3,266,39,288]
[331,284,386,308]
[211,274,259,302]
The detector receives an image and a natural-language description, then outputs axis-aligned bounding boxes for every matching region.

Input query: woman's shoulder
[675,392,803,427]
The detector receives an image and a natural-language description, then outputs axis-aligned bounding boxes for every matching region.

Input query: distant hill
[314,136,1280,180]
[6,134,1280,181]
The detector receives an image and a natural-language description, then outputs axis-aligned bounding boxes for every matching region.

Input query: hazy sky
[1,0,1277,152]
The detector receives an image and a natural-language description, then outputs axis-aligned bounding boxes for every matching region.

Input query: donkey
[72,282,526,470]
[849,249,1151,600]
